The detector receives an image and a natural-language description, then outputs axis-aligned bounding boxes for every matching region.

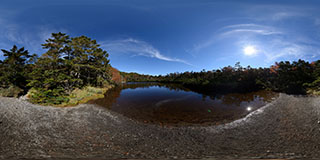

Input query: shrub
[27,87,69,105]
[0,86,23,97]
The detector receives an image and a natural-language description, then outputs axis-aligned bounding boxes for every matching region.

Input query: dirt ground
[0,94,320,159]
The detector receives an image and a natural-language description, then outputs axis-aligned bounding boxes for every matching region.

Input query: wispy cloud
[101,38,192,66]
[189,2,320,63]
[220,29,282,37]
[235,37,320,63]
[191,18,320,64]
[262,40,320,62]
[244,4,309,22]
[1,24,67,54]
[221,23,272,30]
[219,23,282,37]
[191,23,282,53]
[271,11,305,21]
[0,11,67,55]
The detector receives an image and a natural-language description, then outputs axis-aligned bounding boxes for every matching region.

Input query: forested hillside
[122,60,320,95]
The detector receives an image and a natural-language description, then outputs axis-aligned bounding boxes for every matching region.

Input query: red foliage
[110,67,122,84]
[270,63,279,74]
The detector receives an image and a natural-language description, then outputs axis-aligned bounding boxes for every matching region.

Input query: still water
[90,82,278,126]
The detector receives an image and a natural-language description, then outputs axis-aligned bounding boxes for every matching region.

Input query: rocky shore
[0,94,320,159]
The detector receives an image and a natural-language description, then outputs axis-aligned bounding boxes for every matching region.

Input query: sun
[243,45,257,56]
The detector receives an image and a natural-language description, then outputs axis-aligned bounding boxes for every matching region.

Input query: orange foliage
[270,63,279,74]
[110,67,122,84]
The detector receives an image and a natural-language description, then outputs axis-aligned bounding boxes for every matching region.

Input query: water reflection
[90,83,278,126]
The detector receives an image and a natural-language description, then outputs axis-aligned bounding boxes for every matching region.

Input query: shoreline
[24,85,115,107]
[1,94,320,159]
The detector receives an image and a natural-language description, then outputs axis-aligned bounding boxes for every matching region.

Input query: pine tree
[69,36,110,87]
[0,45,32,89]
[27,33,111,104]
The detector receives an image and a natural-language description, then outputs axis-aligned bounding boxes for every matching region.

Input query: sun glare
[243,46,257,56]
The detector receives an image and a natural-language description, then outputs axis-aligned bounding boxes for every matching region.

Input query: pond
[90,82,278,126]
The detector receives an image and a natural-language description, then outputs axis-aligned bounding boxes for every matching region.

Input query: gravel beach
[0,94,320,159]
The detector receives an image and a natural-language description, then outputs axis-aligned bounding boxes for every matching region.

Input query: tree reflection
[89,83,278,126]
[211,90,278,106]
[88,86,122,108]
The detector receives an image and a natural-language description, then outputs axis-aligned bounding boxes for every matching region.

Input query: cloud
[0,11,67,55]
[243,4,309,22]
[0,24,67,54]
[263,43,303,62]
[236,38,320,63]
[191,18,320,63]
[271,11,305,21]
[219,23,282,37]
[220,29,282,37]
[221,24,272,30]
[101,38,192,66]
[191,23,282,53]
[262,40,320,62]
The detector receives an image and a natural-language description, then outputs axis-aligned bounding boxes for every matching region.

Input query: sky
[1,0,320,75]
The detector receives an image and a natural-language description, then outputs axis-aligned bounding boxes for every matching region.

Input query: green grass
[58,85,113,107]
[26,85,113,107]
[307,88,320,95]
[0,86,23,97]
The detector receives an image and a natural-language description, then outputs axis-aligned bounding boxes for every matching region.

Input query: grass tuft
[59,85,113,107]
[0,86,23,97]
[26,85,113,107]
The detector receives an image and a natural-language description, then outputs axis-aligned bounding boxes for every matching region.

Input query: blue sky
[1,0,320,75]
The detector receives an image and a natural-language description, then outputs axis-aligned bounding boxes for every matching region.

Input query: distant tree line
[120,72,160,82]
[1,32,320,106]
[122,60,320,95]
[0,32,112,104]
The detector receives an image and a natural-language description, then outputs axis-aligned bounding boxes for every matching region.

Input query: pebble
[1,95,320,159]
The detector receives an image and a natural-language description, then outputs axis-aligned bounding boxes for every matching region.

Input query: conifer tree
[0,45,33,89]
[27,33,111,104]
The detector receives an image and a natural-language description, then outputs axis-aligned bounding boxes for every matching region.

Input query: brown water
[90,82,278,126]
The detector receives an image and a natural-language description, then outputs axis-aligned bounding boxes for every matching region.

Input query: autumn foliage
[109,67,123,84]
[122,60,320,95]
